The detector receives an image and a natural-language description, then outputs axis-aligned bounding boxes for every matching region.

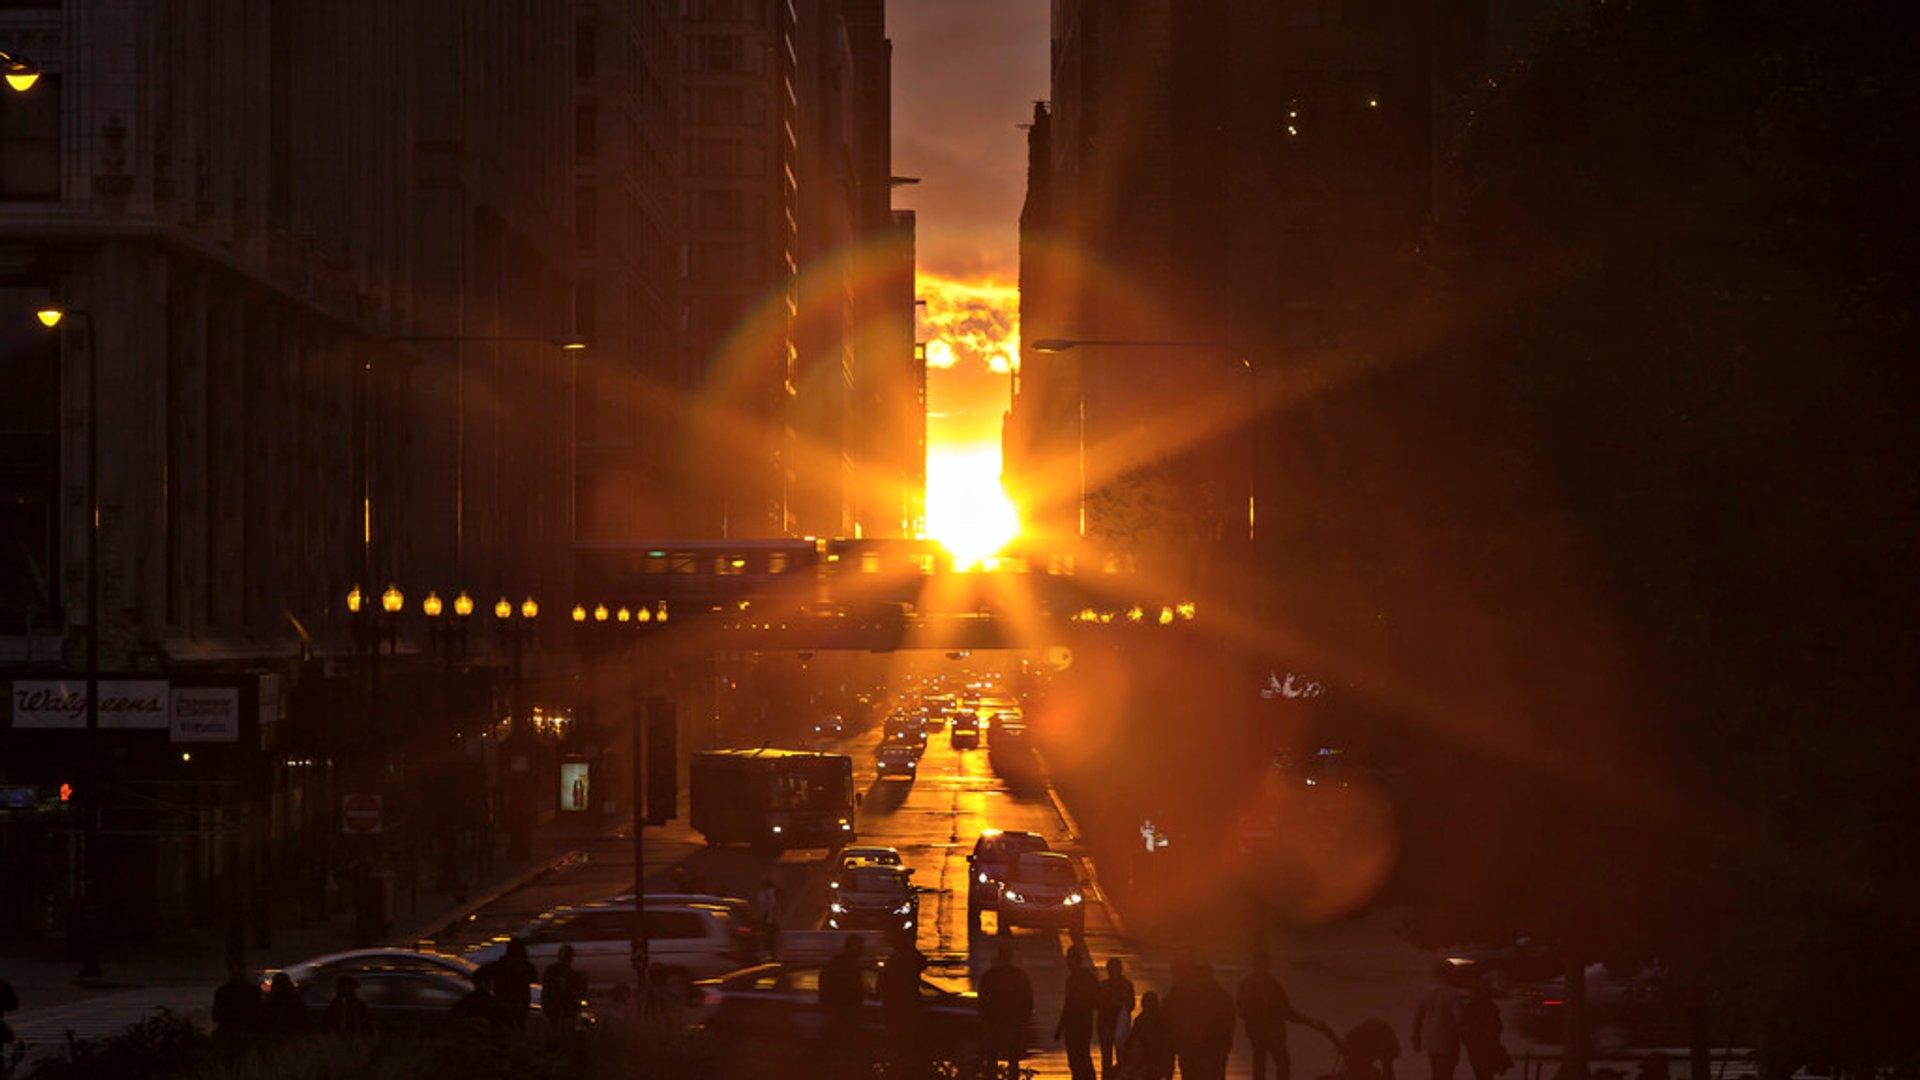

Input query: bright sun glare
[917,274,1023,566]
[925,445,1022,566]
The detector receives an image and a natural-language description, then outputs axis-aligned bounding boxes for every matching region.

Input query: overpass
[570,538,1203,651]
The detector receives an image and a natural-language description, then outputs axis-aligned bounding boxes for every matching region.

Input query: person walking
[1343,1018,1403,1080]
[979,942,1036,1080]
[541,943,588,1032]
[1055,945,1102,1080]
[755,875,784,956]
[321,974,372,1036]
[1238,947,1321,1080]
[261,972,308,1037]
[210,963,264,1052]
[1459,982,1511,1080]
[474,938,538,1027]
[1118,990,1177,1080]
[1412,967,1466,1080]
[1166,961,1236,1080]
[1099,957,1138,1080]
[822,935,869,1073]
[882,940,931,1078]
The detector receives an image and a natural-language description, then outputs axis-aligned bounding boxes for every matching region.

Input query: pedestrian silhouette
[451,977,514,1031]
[881,940,930,1078]
[1342,1018,1403,1080]
[210,963,264,1051]
[1461,981,1511,1080]
[262,972,308,1037]
[1413,965,1466,1080]
[821,935,869,1075]
[321,974,372,1036]
[1118,990,1176,1080]
[1098,956,1136,1080]
[1166,960,1235,1080]
[756,875,784,955]
[1056,946,1102,1080]
[1238,947,1322,1080]
[0,975,18,1049]
[542,943,588,1031]
[979,942,1035,1080]
[473,937,538,1026]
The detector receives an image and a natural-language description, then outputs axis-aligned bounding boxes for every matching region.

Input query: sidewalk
[0,812,614,1015]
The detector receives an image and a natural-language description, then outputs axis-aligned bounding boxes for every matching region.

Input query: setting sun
[925,445,1021,566]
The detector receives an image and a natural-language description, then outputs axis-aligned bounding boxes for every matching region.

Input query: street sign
[341,793,384,835]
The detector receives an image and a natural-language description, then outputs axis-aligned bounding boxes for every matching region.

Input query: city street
[1,691,1510,1078]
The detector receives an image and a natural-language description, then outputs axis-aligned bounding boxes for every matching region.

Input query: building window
[576,187,598,250]
[0,75,61,201]
[696,35,739,71]
[576,104,598,157]
[576,23,597,80]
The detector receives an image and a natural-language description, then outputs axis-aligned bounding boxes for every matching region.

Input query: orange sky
[890,3,1049,544]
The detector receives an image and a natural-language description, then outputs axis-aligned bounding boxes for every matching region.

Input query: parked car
[1441,938,1561,995]
[826,864,920,935]
[260,947,476,996]
[261,949,580,1032]
[694,961,996,1062]
[469,899,756,993]
[1515,964,1746,1056]
[995,852,1086,934]
[966,829,1050,927]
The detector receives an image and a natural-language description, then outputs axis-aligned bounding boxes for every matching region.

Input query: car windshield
[845,848,900,865]
[985,835,1047,861]
[844,867,907,894]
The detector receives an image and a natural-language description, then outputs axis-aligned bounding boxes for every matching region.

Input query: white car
[996,852,1086,934]
[469,899,755,993]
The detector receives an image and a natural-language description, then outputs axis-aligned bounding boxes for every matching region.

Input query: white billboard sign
[171,686,241,743]
[11,679,172,729]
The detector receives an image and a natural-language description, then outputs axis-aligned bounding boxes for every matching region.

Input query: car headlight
[977,872,988,884]
[841,822,852,831]
[1003,890,1025,904]
[771,825,784,833]
[894,901,913,915]
[1065,892,1084,906]
[830,881,840,890]
[830,901,846,913]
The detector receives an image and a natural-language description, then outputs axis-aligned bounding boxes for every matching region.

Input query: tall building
[1013,0,1493,568]
[572,2,689,541]
[678,0,915,540]
[0,0,598,942]
[677,0,800,537]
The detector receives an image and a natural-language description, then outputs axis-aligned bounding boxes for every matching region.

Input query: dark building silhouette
[1010,0,1544,568]
[0,0,916,947]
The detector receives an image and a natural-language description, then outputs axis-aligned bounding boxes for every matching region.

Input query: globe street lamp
[1027,337,1259,544]
[0,49,40,92]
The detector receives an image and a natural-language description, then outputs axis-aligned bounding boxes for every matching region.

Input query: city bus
[689,748,856,852]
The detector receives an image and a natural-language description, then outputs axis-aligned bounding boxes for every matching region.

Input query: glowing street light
[1,50,40,93]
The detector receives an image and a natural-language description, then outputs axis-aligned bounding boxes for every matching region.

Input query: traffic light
[644,699,677,825]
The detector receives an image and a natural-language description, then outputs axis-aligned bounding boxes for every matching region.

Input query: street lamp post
[423,590,474,891]
[1028,337,1260,544]
[495,596,538,861]
[575,597,672,1010]
[38,306,101,976]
